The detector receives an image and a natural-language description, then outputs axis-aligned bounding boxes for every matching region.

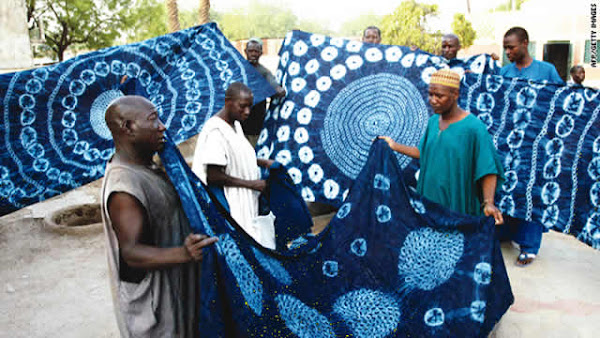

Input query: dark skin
[244,41,286,98]
[362,28,381,44]
[206,91,274,192]
[503,33,533,70]
[441,35,460,60]
[571,67,585,85]
[379,84,504,225]
[105,96,218,270]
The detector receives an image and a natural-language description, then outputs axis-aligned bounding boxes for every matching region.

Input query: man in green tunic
[380,69,504,223]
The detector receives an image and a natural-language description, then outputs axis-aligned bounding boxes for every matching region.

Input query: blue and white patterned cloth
[259,30,600,249]
[0,23,274,215]
[160,135,513,337]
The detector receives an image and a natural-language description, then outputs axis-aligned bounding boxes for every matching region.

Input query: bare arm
[206,164,266,192]
[378,136,420,159]
[480,174,504,225]
[107,192,218,269]
[257,158,274,168]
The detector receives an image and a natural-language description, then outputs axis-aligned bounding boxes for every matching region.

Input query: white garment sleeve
[192,128,228,184]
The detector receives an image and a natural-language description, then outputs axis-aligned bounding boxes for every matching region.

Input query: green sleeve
[473,125,505,185]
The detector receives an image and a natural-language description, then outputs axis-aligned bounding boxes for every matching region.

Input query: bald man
[101,96,218,337]
[441,33,461,60]
[380,69,504,222]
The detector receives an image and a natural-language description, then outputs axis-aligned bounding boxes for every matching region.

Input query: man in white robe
[192,82,275,248]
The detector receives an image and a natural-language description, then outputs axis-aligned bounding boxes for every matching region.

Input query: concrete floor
[1,180,599,337]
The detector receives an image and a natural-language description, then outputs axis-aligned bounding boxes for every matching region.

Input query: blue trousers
[495,216,544,255]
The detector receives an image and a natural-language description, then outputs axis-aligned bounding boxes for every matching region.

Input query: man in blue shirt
[499,27,562,267]
[500,27,564,84]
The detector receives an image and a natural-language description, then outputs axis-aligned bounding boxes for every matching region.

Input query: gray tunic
[101,158,201,338]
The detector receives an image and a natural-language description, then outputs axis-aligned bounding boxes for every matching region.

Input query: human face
[572,68,585,84]
[245,42,262,65]
[503,34,528,63]
[441,37,460,60]
[132,100,166,153]
[228,92,254,122]
[362,29,381,44]
[428,84,457,115]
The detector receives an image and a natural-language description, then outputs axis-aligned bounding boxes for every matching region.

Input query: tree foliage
[126,0,169,43]
[338,14,383,38]
[492,0,529,12]
[451,13,476,48]
[380,0,441,53]
[217,1,298,40]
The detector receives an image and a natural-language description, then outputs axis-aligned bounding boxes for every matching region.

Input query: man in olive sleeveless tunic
[101,96,218,337]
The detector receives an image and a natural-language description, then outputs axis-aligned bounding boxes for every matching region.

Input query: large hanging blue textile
[160,134,513,337]
[0,22,274,216]
[258,30,600,249]
[460,74,600,248]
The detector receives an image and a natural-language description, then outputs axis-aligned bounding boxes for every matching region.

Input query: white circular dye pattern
[385,46,403,62]
[485,75,504,92]
[320,73,428,178]
[507,129,525,149]
[276,150,292,166]
[310,34,325,46]
[18,94,35,110]
[330,64,347,80]
[542,205,559,228]
[401,53,415,68]
[291,78,307,93]
[274,294,335,338]
[562,92,585,116]
[322,260,338,277]
[284,31,293,45]
[302,186,315,202]
[184,101,202,114]
[186,88,201,101]
[280,51,290,67]
[94,61,110,77]
[293,40,309,56]
[543,157,562,180]
[499,195,515,216]
[257,129,268,145]
[398,228,464,291]
[181,115,196,131]
[365,48,383,62]
[504,150,521,170]
[126,62,141,77]
[421,67,437,84]
[430,56,442,65]
[79,69,96,85]
[304,90,321,108]
[68,80,86,96]
[294,127,309,144]
[350,238,367,257]
[20,127,37,149]
[330,37,345,47]
[473,262,492,285]
[277,125,290,142]
[256,145,271,159]
[593,136,600,153]
[409,199,426,214]
[337,202,352,219]
[61,95,78,110]
[470,300,486,323]
[502,170,518,193]
[512,108,531,130]
[280,101,295,119]
[299,146,314,163]
[323,179,339,199]
[541,181,560,205]
[346,55,364,70]
[516,87,538,108]
[288,62,301,76]
[276,69,283,83]
[555,115,575,138]
[90,90,123,140]
[346,41,362,53]
[415,54,429,67]
[305,59,320,74]
[297,108,313,124]
[308,163,324,183]
[111,60,126,75]
[450,66,466,79]
[588,156,600,180]
[321,46,339,62]
[61,111,77,128]
[476,93,495,112]
[316,76,333,92]
[376,205,392,223]
[288,167,303,184]
[373,173,391,191]
[424,308,445,327]
[478,113,494,129]
[469,54,487,73]
[591,182,600,207]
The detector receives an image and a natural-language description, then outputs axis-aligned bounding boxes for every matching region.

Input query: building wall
[0,0,33,69]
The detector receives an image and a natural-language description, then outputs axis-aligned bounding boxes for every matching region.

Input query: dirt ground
[1,177,599,337]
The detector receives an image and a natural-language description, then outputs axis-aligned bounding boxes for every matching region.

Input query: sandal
[516,252,536,267]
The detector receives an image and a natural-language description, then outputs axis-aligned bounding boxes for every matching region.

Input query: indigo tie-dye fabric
[259,30,600,249]
[0,23,274,215]
[160,135,513,337]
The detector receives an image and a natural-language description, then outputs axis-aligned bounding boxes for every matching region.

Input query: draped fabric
[258,30,600,249]
[160,135,513,337]
[0,23,275,216]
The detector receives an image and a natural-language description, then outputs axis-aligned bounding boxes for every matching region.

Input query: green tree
[127,0,169,42]
[27,0,134,61]
[380,0,441,53]
[492,0,529,12]
[451,13,476,48]
[338,14,383,38]
[217,1,298,40]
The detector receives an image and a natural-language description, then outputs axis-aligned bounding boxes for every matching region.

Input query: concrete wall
[0,0,33,69]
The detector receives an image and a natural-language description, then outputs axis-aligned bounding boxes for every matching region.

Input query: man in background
[362,26,382,44]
